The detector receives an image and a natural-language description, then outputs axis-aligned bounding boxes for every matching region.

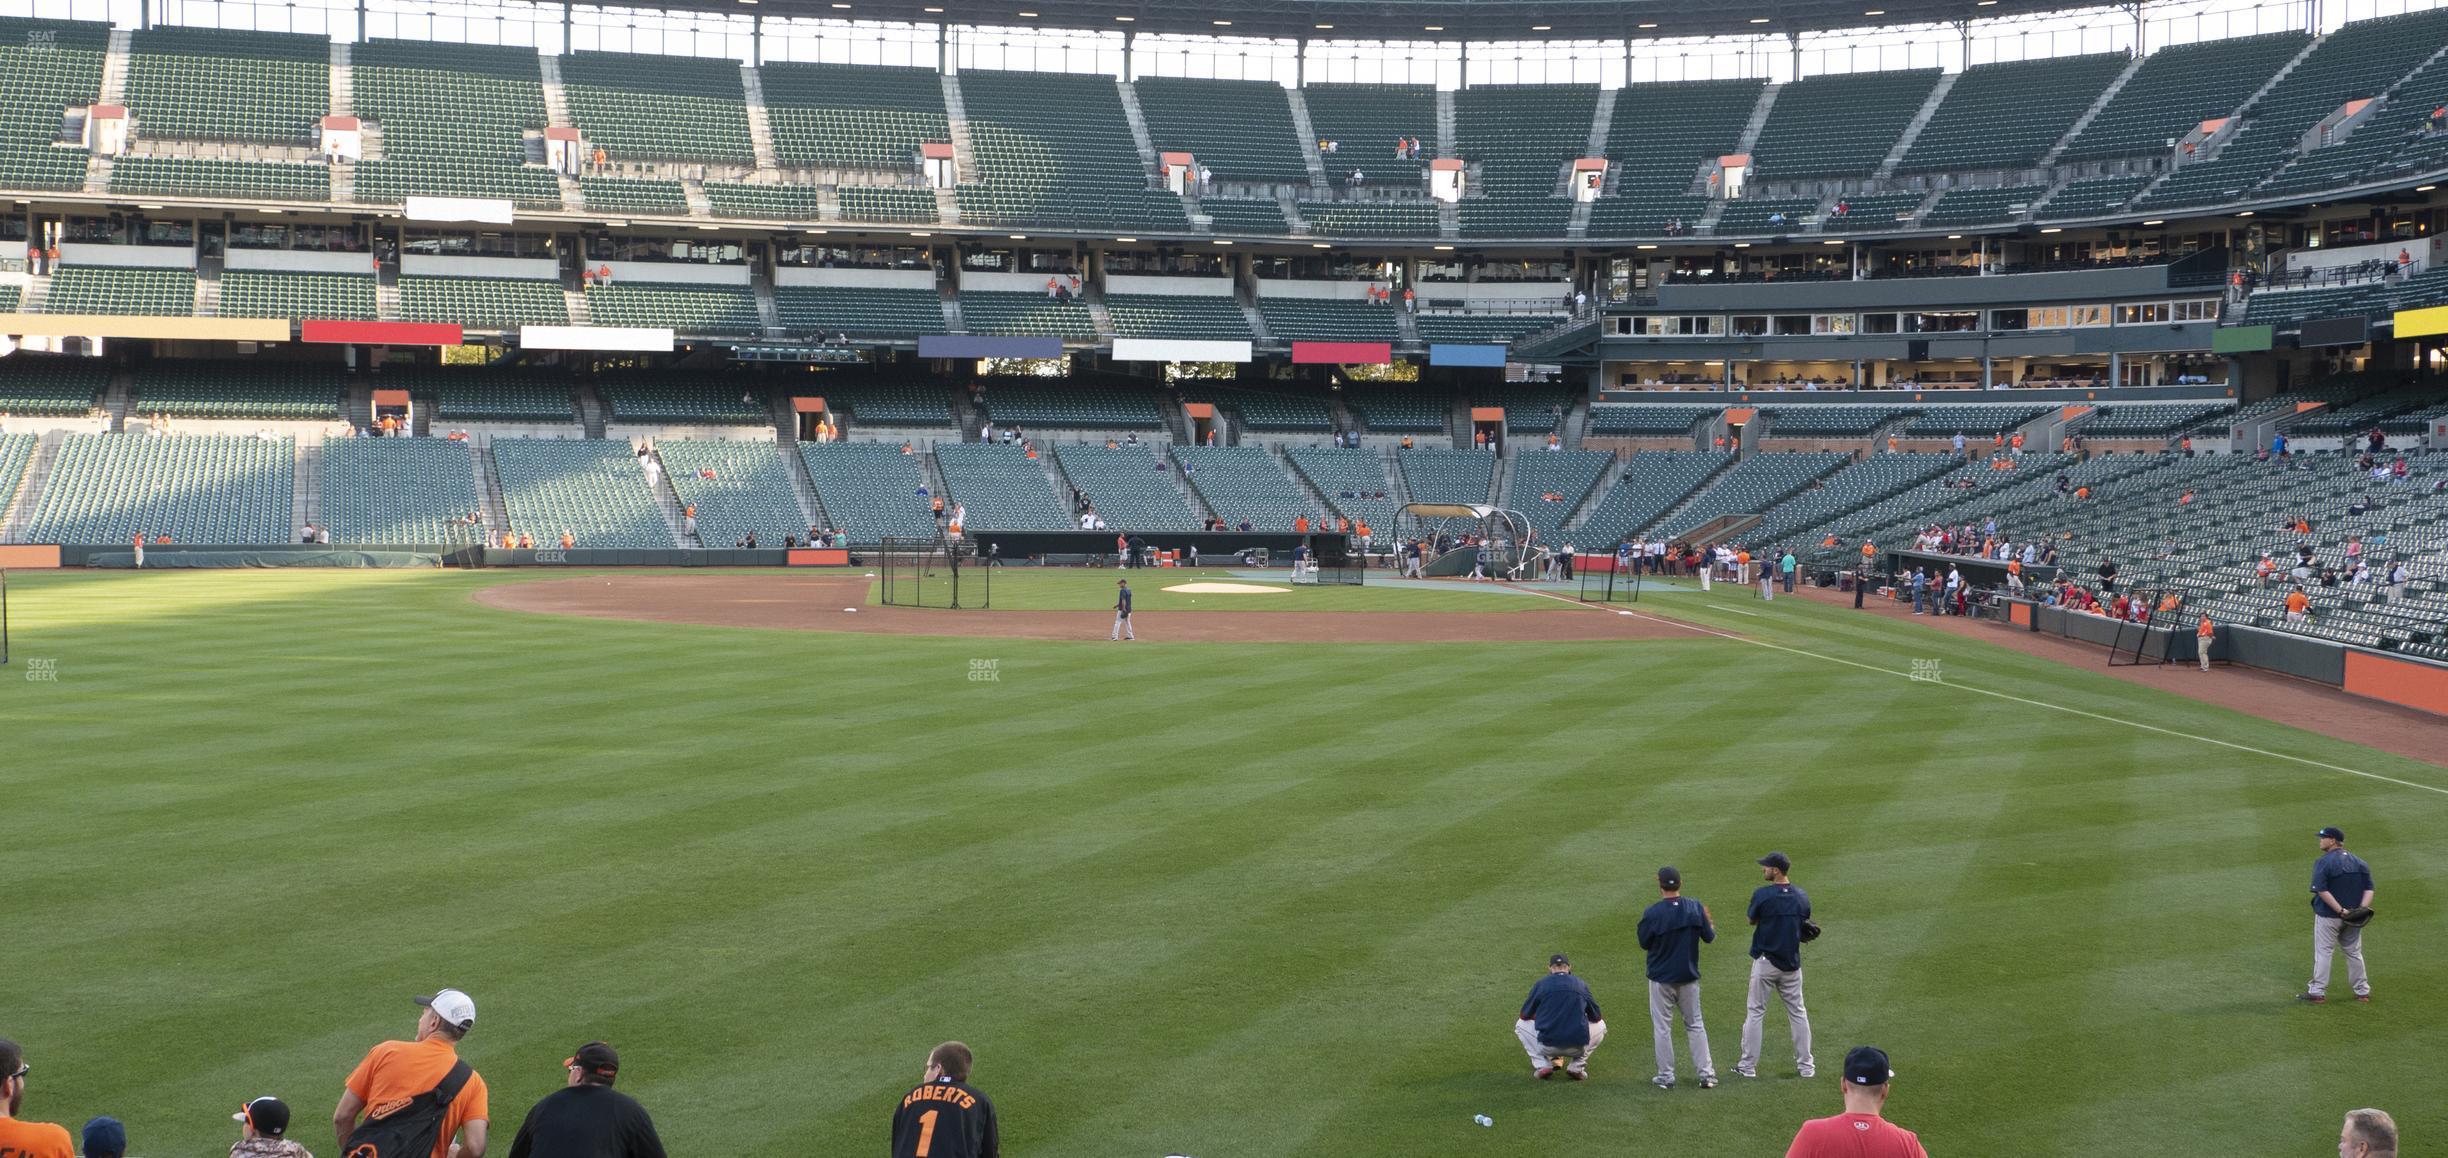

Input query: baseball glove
[2342,906,2375,928]
[1800,919,1823,943]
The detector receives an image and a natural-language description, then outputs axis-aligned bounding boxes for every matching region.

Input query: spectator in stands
[81,1117,124,1158]
[1348,168,1365,188]
[2387,560,2411,601]
[504,1041,664,1158]
[591,145,606,172]
[335,990,488,1158]
[559,530,575,550]
[1320,139,1337,154]
[232,1097,309,1158]
[2286,586,2311,623]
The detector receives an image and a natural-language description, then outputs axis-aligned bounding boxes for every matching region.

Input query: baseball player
[2299,826,2374,1003]
[891,1042,999,1158]
[1636,865,1717,1090]
[1736,852,1814,1080]
[1110,580,1134,641]
[1513,953,1606,1080]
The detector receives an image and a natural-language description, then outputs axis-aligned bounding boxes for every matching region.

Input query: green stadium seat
[656,439,806,545]
[489,438,673,547]
[400,276,567,330]
[932,440,1069,529]
[799,441,936,540]
[0,18,107,193]
[220,271,375,320]
[125,26,327,145]
[1302,85,1435,184]
[1750,69,1942,180]
[1176,445,1316,529]
[132,362,341,420]
[353,38,560,209]
[761,62,949,170]
[26,433,293,543]
[321,436,484,543]
[1898,54,2130,174]
[1396,447,1494,503]
[1587,78,1761,238]
[1134,77,1308,183]
[776,286,945,339]
[561,50,754,166]
[1255,298,1399,342]
[586,282,759,336]
[1103,295,1253,341]
[1055,443,1199,531]
[46,267,196,316]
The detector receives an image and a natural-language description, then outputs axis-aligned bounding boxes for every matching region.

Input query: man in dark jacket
[1513,954,1606,1080]
[505,1042,667,1158]
[1636,866,1717,1090]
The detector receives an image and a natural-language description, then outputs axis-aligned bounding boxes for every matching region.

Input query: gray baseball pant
[1648,980,1714,1083]
[1737,958,1813,1076]
[2310,916,2368,997]
[1111,612,1133,640]
[1514,1018,1607,1073]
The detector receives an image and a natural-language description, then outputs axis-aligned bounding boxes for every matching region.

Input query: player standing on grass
[1738,853,1814,1080]
[1513,953,1606,1080]
[892,1043,998,1158]
[2299,826,2374,1004]
[1637,866,1717,1090]
[1111,580,1134,641]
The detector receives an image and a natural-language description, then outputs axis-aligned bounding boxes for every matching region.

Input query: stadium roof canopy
[634,0,2089,44]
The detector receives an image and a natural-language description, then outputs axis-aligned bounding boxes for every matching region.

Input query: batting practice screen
[879,536,988,609]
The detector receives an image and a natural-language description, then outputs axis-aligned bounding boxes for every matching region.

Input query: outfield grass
[889,566,1564,612]
[2,569,2441,1156]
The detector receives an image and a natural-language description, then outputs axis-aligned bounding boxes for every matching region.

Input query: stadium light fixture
[1116,236,1138,242]
[1434,244,1455,250]
[911,231,933,236]
[1312,242,1331,248]
[1425,24,1443,30]
[1945,234,1961,239]
[1636,243,1658,249]
[2039,226,2062,233]
[2235,210,2253,217]
[1749,17,1770,22]
[1532,24,1551,30]
[1214,19,1232,25]
[924,5,943,10]
[138,203,163,210]
[1214,239,1233,245]
[1018,10,1037,15]
[1822,239,1843,245]
[1732,242,1751,247]
[1009,234,1027,239]
[2419,185,2438,192]
[1638,21,1659,27]
[2141,219,2163,226]
[1114,13,1132,18]
[1863,8,1884,12]
[1315,23,1334,28]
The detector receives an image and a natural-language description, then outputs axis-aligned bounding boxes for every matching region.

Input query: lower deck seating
[416,372,577,423]
[321,436,483,544]
[1396,448,1495,503]
[1055,443,1200,531]
[599,379,767,425]
[1344,383,1448,432]
[0,433,36,512]
[132,363,343,420]
[489,438,674,547]
[1172,445,1314,530]
[1283,446,1399,531]
[815,379,954,428]
[26,433,293,543]
[799,442,936,540]
[932,441,1069,529]
[656,440,807,546]
[0,355,110,417]
[1507,449,1613,540]
[1573,452,1724,544]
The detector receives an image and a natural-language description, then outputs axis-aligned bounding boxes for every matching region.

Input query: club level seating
[656,439,806,546]
[1302,85,1435,183]
[1714,196,1825,234]
[1055,443,1199,531]
[1899,53,2130,174]
[959,291,1096,339]
[2082,401,2233,437]
[219,270,375,321]
[125,26,327,145]
[1587,404,1708,436]
[1660,450,1846,537]
[1134,76,1308,183]
[1454,84,1599,238]
[1588,78,1763,239]
[400,276,567,330]
[760,62,948,170]
[47,267,195,316]
[2384,265,2448,313]
[1752,453,1960,544]
[599,378,767,425]
[2239,284,2384,327]
[0,432,35,510]
[1820,191,1931,233]
[27,433,292,544]
[1508,448,1612,540]
[1298,199,1441,239]
[1195,384,1331,432]
[320,436,483,544]
[560,49,755,166]
[2060,30,2310,162]
[931,441,1069,529]
[2036,175,2149,219]
[2259,53,2448,197]
[1201,198,1291,234]
[0,286,16,312]
[810,379,952,428]
[703,183,824,219]
[1397,447,1494,503]
[409,371,575,423]
[799,441,936,539]
[489,438,673,547]
[586,282,760,336]
[956,70,1186,233]
[1750,68,1943,180]
[1458,199,1573,239]
[1282,446,1400,531]
[1174,445,1314,529]
[352,38,560,209]
[133,362,341,420]
[1104,294,1253,341]
[1414,313,1563,345]
[1255,298,1399,343]
[975,378,1162,428]
[776,286,944,339]
[579,178,687,215]
[0,18,107,193]
[839,186,940,224]
[1904,405,2051,436]
[1765,405,1913,438]
[1574,452,1724,543]
[2286,387,2437,437]
[2138,9,2448,211]
[1923,185,2046,227]
[1343,382,1446,433]
[109,156,328,201]
[0,355,108,417]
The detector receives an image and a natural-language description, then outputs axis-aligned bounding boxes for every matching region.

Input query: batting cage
[1293,533,1368,586]
[1397,503,1537,580]
[879,535,988,609]
[1578,559,1641,603]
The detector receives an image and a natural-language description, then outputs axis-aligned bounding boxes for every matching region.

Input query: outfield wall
[2004,598,2442,715]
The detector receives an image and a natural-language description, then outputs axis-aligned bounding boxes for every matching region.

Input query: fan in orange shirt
[0,1039,74,1158]
[2196,614,2215,671]
[335,991,490,1158]
[2286,587,2311,621]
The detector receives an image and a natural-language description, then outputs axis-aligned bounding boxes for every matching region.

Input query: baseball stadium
[1,0,2446,1150]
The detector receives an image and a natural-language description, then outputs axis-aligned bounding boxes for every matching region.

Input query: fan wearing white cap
[232,1096,310,1158]
[333,988,491,1158]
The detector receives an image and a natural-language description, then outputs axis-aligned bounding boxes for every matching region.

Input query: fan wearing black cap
[1513,953,1607,1080]
[1738,852,1815,1081]
[1634,865,1717,1091]
[504,1042,667,1158]
[1784,1047,1926,1157]
[892,1042,999,1158]
[2300,826,2375,1004]
[233,1096,312,1158]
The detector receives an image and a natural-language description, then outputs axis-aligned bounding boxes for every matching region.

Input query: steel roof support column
[1459,38,1469,87]
[1787,32,1800,83]
[562,2,573,56]
[752,12,763,66]
[1296,36,1306,87]
[2130,2,2145,55]
[1123,27,1134,80]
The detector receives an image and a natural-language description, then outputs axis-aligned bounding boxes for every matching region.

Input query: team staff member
[1785,1047,1926,1158]
[892,1043,998,1158]
[506,1042,666,1158]
[2196,614,2216,672]
[0,1039,74,1158]
[1513,954,1605,1080]
[2300,826,2375,1003]
[1738,853,1814,1080]
[1636,867,1717,1090]
[335,989,489,1158]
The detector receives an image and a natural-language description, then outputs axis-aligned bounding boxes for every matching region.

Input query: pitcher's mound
[1161,582,1291,594]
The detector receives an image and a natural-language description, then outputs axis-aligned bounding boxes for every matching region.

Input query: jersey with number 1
[893,1077,999,1158]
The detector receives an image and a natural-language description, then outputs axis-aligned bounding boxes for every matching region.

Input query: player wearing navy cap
[1635,866,1717,1090]
[1784,1046,1926,1158]
[2299,826,2375,1004]
[1738,852,1815,1080]
[1513,953,1607,1080]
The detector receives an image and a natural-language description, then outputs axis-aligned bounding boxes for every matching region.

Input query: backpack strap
[428,1060,473,1108]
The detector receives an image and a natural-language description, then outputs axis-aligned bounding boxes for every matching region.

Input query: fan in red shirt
[1785,1046,1926,1158]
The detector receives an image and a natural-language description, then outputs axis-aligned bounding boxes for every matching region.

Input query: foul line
[1527,586,2448,798]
